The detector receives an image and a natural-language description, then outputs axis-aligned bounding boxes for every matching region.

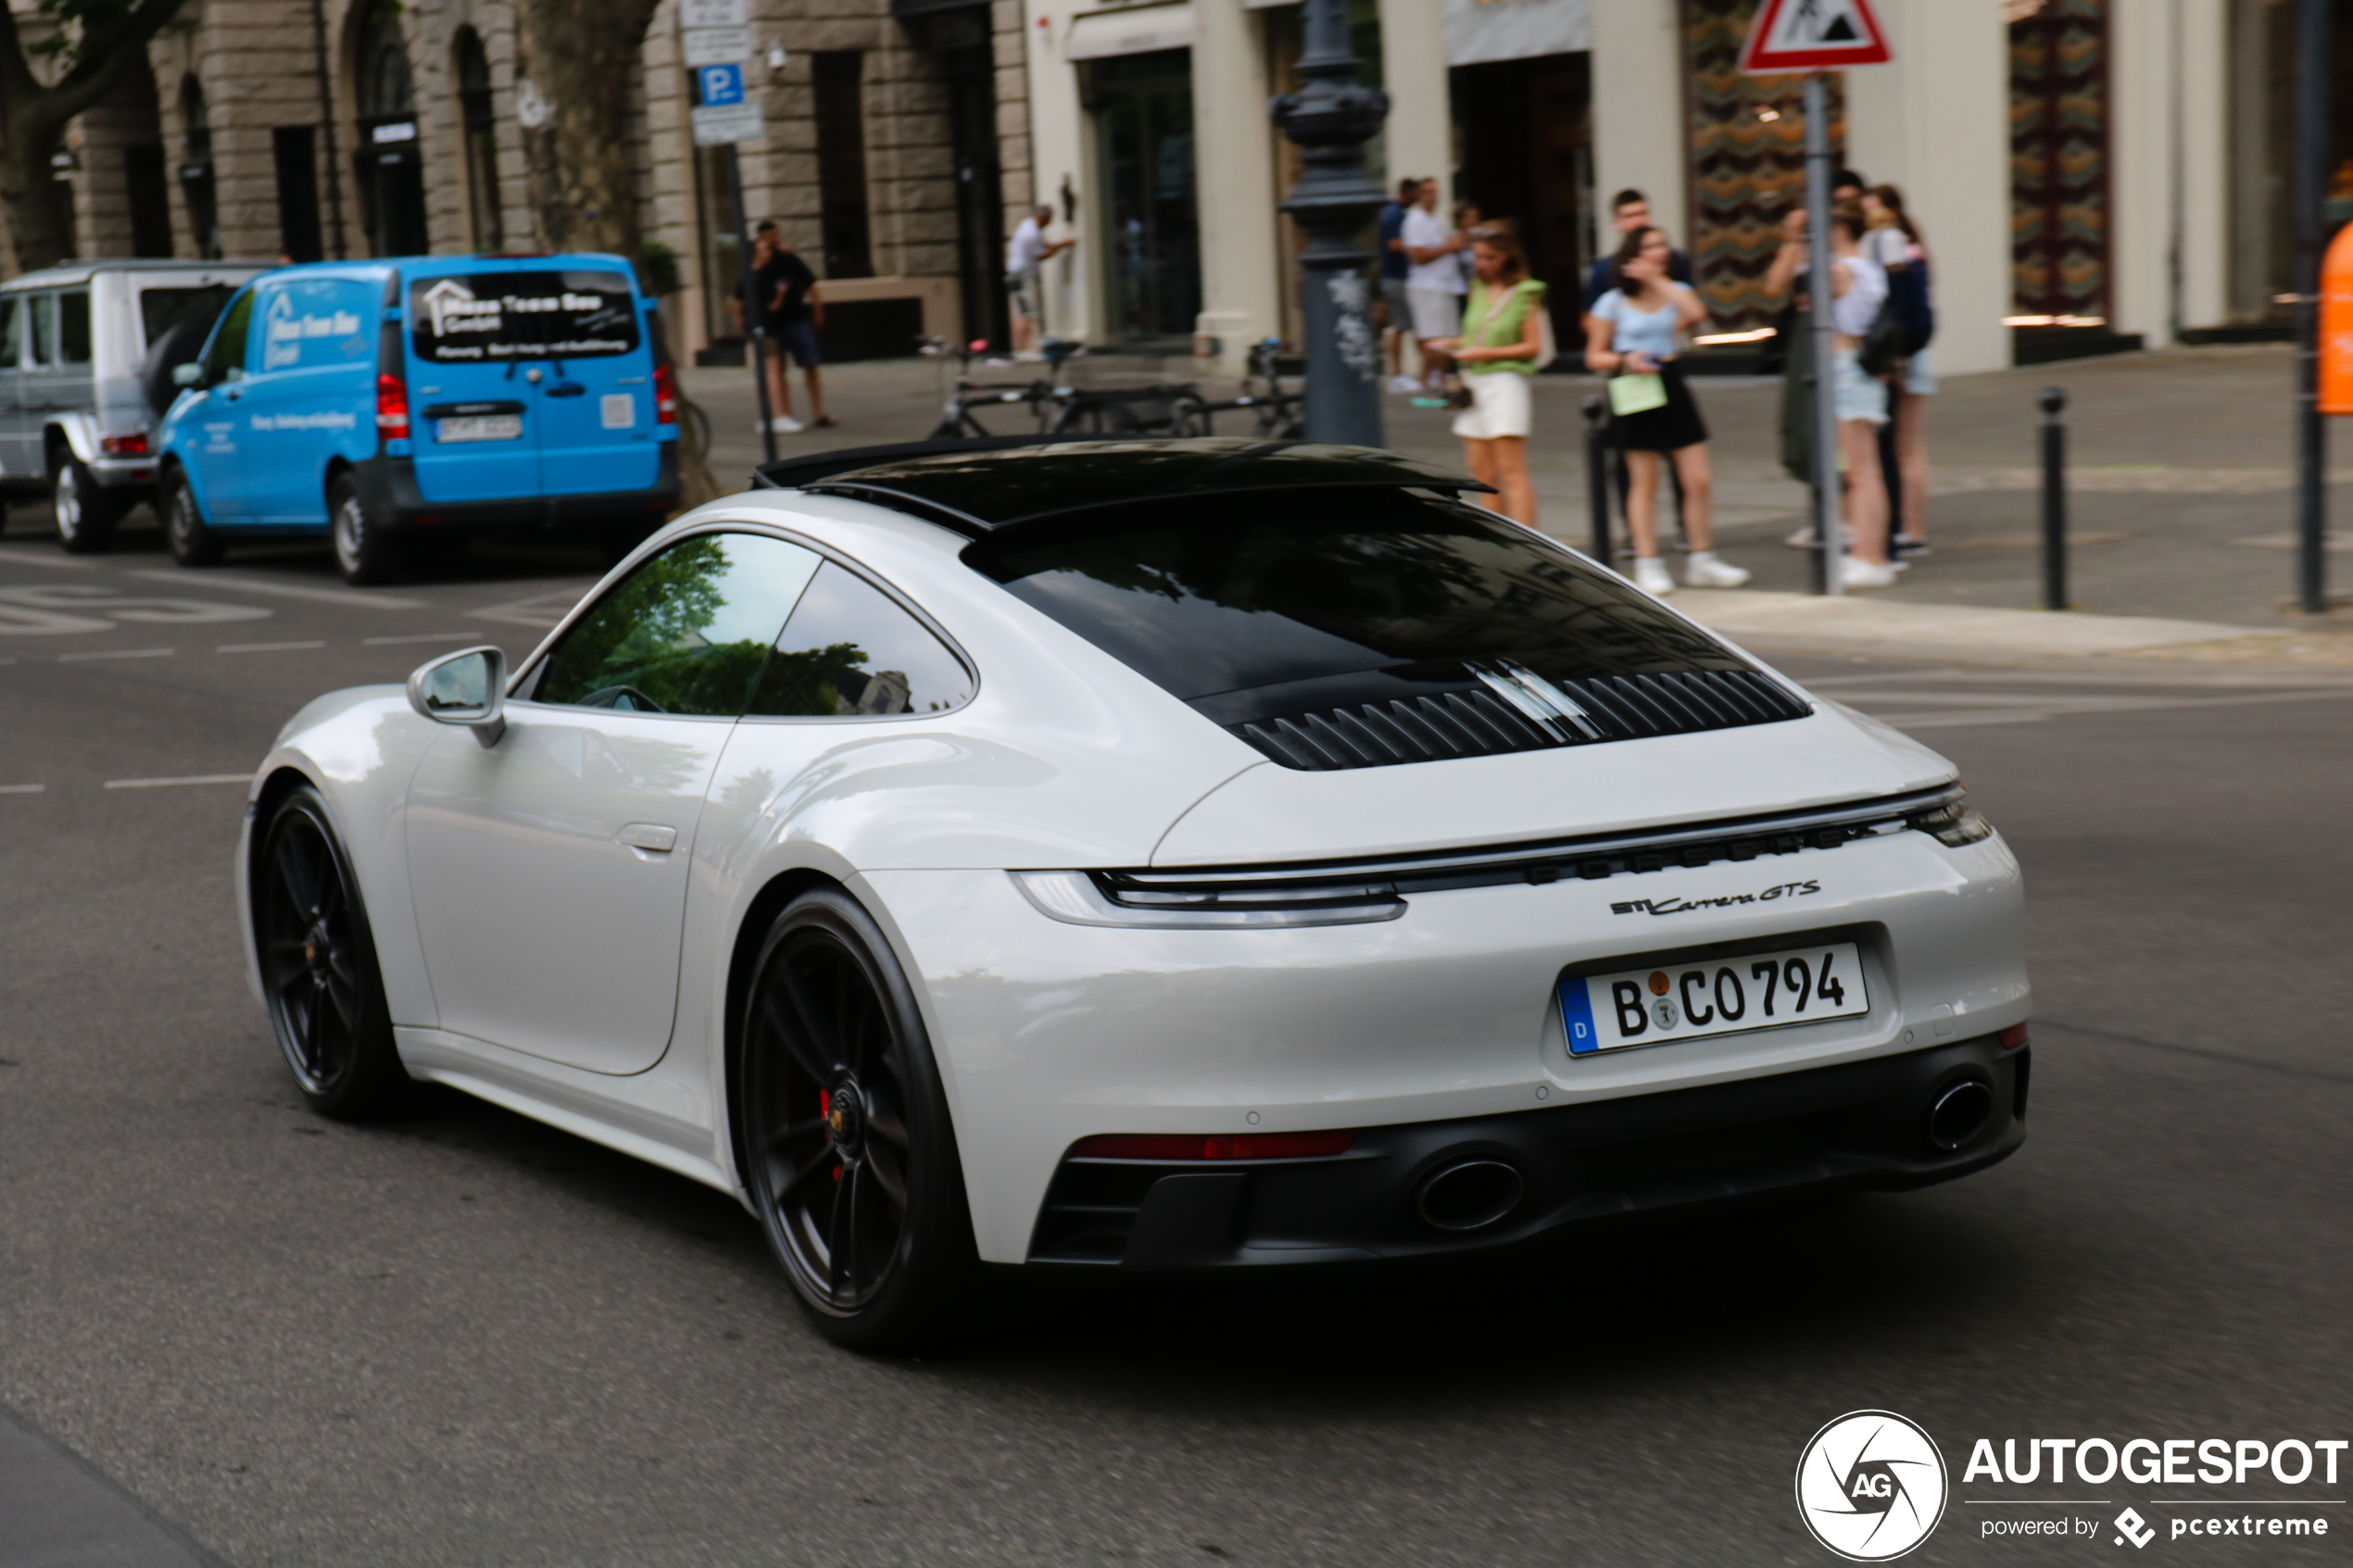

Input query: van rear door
[521,267,657,498]
[406,263,541,505]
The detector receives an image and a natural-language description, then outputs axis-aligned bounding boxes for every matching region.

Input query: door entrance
[1087,49,1199,344]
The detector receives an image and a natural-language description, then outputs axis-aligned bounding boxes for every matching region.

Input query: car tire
[53,453,122,554]
[741,887,984,1352]
[329,473,401,586]
[162,469,225,567]
[253,784,411,1121]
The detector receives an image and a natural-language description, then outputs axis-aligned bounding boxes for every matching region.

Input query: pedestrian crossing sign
[1739,0,1892,72]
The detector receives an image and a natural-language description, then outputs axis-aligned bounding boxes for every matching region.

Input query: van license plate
[1560,941,1869,1055]
[437,414,522,443]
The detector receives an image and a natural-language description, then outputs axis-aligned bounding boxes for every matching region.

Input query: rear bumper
[1030,1035,2029,1267]
[353,445,679,530]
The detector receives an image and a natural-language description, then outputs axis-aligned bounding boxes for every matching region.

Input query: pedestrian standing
[1378,178,1418,394]
[1580,190,1691,313]
[1583,226,1751,596]
[1863,183,1935,556]
[1442,229,1546,528]
[1823,200,1896,586]
[1402,178,1466,392]
[1005,204,1075,355]
[737,222,790,434]
[749,225,831,433]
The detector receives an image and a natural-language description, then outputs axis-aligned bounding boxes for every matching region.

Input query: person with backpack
[1863,184,1935,557]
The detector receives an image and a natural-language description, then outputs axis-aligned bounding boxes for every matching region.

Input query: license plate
[1561,941,1869,1055]
[436,414,522,443]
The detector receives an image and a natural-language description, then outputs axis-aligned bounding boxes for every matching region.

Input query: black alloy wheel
[164,468,225,566]
[742,888,980,1350]
[53,454,122,553]
[255,786,409,1118]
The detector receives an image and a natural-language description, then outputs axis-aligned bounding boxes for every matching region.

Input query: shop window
[1086,48,1200,344]
[813,53,874,279]
[181,76,221,261]
[456,28,503,252]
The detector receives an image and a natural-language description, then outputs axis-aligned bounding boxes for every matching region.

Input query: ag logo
[1795,1410,1948,1561]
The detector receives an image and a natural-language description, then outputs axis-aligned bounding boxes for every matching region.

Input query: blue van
[156,253,680,583]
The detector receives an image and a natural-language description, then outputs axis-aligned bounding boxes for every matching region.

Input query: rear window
[140,284,236,350]
[409,269,640,363]
[963,491,1751,723]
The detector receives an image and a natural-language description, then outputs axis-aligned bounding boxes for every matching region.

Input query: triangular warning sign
[1739,0,1893,72]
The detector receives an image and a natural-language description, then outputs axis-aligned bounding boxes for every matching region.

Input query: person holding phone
[1582,226,1749,596]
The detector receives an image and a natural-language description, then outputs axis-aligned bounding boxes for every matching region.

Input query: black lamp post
[1270,0,1389,447]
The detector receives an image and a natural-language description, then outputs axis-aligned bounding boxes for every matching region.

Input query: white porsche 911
[239,438,2029,1348]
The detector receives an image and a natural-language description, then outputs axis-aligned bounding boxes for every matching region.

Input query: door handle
[617,822,677,854]
[544,383,586,398]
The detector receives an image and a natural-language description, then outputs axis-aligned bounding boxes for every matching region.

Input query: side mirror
[406,645,508,748]
[171,362,204,388]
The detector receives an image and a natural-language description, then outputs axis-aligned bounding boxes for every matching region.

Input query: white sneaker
[1387,375,1420,395]
[1841,556,1901,588]
[1784,526,1815,548]
[1684,551,1752,588]
[771,415,804,433]
[1632,557,1676,596]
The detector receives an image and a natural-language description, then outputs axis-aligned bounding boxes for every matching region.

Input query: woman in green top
[1439,229,1547,528]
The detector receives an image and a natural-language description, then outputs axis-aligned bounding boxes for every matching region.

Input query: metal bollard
[1581,393,1613,565]
[2039,386,2068,610]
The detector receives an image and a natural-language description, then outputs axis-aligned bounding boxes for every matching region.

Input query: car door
[0,296,28,481]
[14,294,54,472]
[184,287,258,521]
[404,530,824,1074]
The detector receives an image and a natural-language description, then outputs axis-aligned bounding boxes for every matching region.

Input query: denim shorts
[1833,348,1888,425]
[772,319,822,367]
[1899,346,1937,396]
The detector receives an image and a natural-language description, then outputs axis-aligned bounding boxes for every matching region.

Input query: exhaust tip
[1926,1078,1995,1152]
[1413,1158,1525,1233]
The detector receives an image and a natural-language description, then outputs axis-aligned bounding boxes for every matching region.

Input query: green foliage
[749,642,873,716]
[638,239,684,298]
[540,536,773,714]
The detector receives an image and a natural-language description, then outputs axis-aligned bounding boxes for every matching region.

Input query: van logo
[420,279,497,341]
[261,288,363,370]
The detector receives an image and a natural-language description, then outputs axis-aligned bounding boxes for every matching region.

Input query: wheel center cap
[826,1084,865,1154]
[305,922,330,977]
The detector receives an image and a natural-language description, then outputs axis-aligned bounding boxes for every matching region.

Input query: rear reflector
[1998,1023,2030,1050]
[1070,1130,1356,1161]
[99,433,149,457]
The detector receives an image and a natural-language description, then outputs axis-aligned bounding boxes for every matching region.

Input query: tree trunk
[0,108,75,271]
[511,0,661,260]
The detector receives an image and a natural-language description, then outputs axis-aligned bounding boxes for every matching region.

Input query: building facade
[1019,0,2349,378]
[31,0,1033,361]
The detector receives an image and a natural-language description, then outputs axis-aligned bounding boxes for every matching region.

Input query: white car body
[238,444,2029,1275]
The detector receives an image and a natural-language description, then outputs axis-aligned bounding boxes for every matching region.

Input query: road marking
[363,631,491,645]
[0,549,97,570]
[123,570,426,609]
[470,590,582,628]
[57,646,174,661]
[103,774,249,789]
[0,784,44,794]
[217,640,327,653]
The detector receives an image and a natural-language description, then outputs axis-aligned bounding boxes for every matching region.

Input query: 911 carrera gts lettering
[1610,880,1819,916]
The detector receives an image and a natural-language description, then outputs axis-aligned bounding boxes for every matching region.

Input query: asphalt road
[3,523,2350,1566]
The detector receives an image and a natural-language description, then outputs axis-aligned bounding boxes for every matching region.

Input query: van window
[26,295,53,367]
[258,278,371,372]
[0,300,19,370]
[140,284,236,351]
[409,269,641,363]
[204,290,255,383]
[57,292,90,366]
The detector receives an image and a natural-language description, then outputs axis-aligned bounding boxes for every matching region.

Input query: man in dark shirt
[1580,188,1693,312]
[745,221,833,432]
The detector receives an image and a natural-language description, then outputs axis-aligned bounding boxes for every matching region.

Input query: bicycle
[1171,338,1304,438]
[921,336,1055,438]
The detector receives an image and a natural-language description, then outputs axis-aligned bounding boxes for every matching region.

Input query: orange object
[2321,222,2353,414]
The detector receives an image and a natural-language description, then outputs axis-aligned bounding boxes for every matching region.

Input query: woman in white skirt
[1443,229,1545,528]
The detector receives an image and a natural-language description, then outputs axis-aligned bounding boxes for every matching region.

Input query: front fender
[238,687,445,1031]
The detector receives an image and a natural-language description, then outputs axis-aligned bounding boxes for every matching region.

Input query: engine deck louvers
[1229,669,1810,771]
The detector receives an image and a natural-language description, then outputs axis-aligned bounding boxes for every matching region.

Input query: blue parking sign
[698,63,745,107]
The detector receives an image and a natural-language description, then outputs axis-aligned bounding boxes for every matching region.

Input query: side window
[747,562,973,718]
[204,289,255,383]
[261,279,370,372]
[0,299,19,370]
[25,295,53,367]
[535,533,823,716]
[57,291,90,366]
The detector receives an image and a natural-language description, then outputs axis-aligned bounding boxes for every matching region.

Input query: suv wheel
[329,474,400,585]
[54,452,123,554]
[163,468,225,567]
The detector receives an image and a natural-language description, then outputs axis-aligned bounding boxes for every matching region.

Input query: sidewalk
[678,343,2353,665]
